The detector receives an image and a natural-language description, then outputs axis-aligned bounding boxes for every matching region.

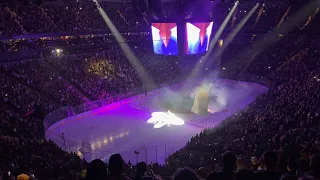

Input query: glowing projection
[151,23,178,55]
[147,111,184,128]
[186,22,213,54]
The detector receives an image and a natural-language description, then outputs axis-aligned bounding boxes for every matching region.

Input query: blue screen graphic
[185,22,213,55]
[151,23,178,55]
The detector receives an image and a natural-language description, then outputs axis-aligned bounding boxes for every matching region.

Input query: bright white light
[186,23,200,47]
[171,26,178,40]
[206,22,214,51]
[147,111,184,128]
[55,49,62,53]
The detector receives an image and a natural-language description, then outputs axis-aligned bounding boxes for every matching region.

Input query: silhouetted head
[222,151,237,171]
[86,159,107,180]
[287,158,297,172]
[140,176,154,180]
[174,168,199,180]
[197,167,209,179]
[17,174,30,180]
[108,154,124,175]
[310,154,320,173]
[281,176,298,180]
[236,169,253,180]
[262,151,278,171]
[301,149,311,160]
[136,162,147,174]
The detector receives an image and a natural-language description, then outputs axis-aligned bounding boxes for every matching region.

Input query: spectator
[236,169,253,180]
[299,155,320,180]
[253,151,282,180]
[207,151,237,180]
[16,174,29,180]
[174,168,199,180]
[133,162,147,180]
[298,149,311,172]
[197,167,209,180]
[108,154,130,180]
[86,159,107,180]
[280,158,298,180]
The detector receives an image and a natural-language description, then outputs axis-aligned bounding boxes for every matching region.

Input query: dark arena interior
[0,0,320,179]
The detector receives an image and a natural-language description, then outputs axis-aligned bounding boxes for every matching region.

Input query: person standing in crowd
[133,162,147,180]
[174,168,199,180]
[298,149,311,172]
[207,151,237,180]
[108,154,131,180]
[86,159,107,180]
[299,154,320,180]
[253,151,282,180]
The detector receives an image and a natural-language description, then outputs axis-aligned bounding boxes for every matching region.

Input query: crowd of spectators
[0,1,300,36]
[1,0,320,179]
[0,1,149,35]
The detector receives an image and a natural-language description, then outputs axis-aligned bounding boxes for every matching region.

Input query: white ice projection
[147,111,185,128]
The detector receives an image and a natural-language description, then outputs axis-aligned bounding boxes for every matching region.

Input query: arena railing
[43,73,268,135]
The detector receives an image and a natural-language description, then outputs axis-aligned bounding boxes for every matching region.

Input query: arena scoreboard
[151,21,213,56]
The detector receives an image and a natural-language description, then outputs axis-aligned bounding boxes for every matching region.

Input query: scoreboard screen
[151,23,178,55]
[185,22,213,55]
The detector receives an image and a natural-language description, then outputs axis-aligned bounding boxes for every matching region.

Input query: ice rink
[45,78,268,164]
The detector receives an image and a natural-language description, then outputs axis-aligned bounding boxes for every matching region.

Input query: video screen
[151,23,178,55]
[185,22,213,55]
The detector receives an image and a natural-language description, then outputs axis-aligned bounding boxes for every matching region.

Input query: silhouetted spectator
[86,159,107,180]
[140,176,154,180]
[253,151,282,180]
[197,167,209,180]
[280,158,298,180]
[236,169,253,180]
[133,162,147,180]
[298,149,311,172]
[299,154,320,180]
[108,154,131,180]
[174,168,199,180]
[207,151,237,180]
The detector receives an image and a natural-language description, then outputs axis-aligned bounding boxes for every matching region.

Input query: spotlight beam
[213,3,259,60]
[93,0,155,89]
[234,0,320,78]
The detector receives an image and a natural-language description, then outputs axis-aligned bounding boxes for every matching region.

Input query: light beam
[93,0,155,90]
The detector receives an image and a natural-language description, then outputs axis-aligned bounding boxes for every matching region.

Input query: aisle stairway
[0,66,60,107]
[39,6,58,30]
[44,59,92,103]
[5,7,27,34]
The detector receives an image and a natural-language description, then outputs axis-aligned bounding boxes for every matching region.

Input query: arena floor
[45,78,267,164]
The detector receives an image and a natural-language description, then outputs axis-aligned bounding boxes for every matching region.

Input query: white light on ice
[147,111,184,128]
